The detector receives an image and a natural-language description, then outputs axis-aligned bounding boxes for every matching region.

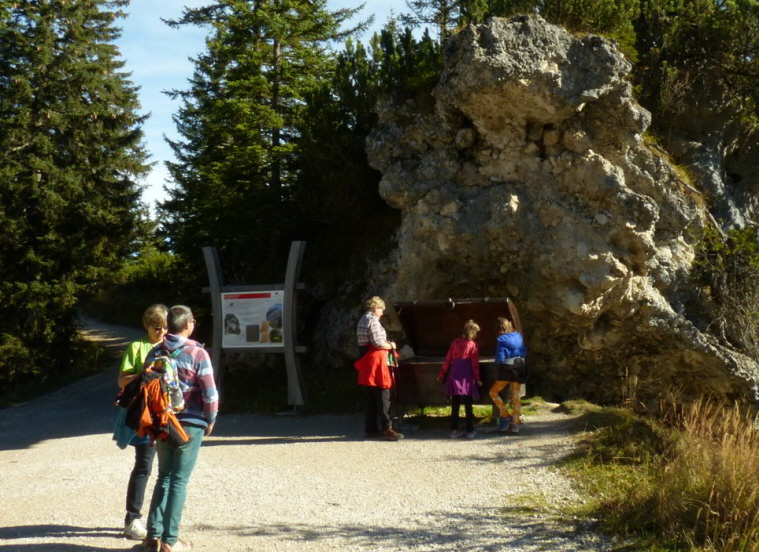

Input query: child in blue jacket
[489,317,526,433]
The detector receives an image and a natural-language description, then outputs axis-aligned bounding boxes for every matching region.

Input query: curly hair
[363,296,386,311]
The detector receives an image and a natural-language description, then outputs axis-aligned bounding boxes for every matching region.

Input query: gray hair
[363,296,386,311]
[168,305,194,334]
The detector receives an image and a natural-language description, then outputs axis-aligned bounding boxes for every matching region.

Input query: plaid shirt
[356,311,387,348]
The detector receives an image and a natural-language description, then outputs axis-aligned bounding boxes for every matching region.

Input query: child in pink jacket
[438,320,482,438]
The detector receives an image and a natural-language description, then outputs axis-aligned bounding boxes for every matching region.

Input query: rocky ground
[0,320,614,552]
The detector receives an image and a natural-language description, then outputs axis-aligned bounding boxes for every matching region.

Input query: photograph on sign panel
[221,291,284,348]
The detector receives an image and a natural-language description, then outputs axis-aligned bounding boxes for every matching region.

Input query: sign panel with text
[221,291,284,348]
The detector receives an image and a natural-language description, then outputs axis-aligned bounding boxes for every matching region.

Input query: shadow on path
[0,318,142,452]
[204,508,604,552]
[0,524,137,552]
[0,317,586,464]
[0,546,137,552]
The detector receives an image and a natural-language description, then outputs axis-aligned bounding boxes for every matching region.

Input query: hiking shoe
[125,519,148,540]
[508,424,520,434]
[142,537,160,551]
[466,430,476,439]
[497,416,512,432]
[448,429,463,439]
[382,428,404,441]
[160,539,192,552]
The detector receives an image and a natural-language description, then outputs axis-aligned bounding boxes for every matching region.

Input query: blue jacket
[496,332,526,364]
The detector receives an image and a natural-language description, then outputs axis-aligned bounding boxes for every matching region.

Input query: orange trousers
[489,381,520,424]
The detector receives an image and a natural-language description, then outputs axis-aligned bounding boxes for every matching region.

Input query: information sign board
[221,291,284,348]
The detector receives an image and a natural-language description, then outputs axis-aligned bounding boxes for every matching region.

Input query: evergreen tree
[401,0,461,42]
[296,22,442,223]
[0,0,149,393]
[635,0,759,121]
[161,0,367,286]
[400,0,495,41]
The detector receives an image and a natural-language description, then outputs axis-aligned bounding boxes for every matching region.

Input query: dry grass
[655,400,759,551]
[561,399,759,552]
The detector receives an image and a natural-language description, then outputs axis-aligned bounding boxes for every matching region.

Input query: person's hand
[204,422,215,436]
[437,376,444,383]
[477,381,483,387]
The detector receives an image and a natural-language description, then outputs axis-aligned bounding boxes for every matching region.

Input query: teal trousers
[147,425,204,545]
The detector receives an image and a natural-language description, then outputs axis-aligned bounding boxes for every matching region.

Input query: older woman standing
[355,296,404,441]
[112,304,169,540]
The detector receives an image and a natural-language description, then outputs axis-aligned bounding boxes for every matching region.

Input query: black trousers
[451,395,474,433]
[125,443,156,523]
[365,386,391,433]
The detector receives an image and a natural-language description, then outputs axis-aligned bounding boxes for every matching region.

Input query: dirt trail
[0,319,610,552]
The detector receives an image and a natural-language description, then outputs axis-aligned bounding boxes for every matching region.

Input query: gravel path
[0,320,610,552]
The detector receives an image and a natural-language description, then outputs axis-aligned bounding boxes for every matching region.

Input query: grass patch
[558,399,759,552]
[502,492,548,515]
[401,395,548,429]
[402,404,494,430]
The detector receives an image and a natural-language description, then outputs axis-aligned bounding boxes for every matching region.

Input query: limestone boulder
[361,15,759,403]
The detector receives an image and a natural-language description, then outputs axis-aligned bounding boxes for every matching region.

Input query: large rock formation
[360,15,759,404]
[664,107,759,229]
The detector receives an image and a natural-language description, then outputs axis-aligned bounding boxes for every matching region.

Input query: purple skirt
[445,358,479,399]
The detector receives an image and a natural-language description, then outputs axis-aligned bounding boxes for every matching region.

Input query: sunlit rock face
[365,15,759,403]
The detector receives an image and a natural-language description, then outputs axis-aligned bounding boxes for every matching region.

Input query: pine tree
[635,0,759,121]
[0,0,149,392]
[401,0,461,42]
[294,23,440,242]
[161,0,367,285]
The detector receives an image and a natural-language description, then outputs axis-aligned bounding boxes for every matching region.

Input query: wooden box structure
[393,298,522,406]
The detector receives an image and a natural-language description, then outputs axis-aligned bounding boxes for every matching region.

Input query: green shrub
[84,245,179,327]
[692,225,759,361]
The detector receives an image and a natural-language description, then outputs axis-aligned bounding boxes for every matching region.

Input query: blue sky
[115,1,408,208]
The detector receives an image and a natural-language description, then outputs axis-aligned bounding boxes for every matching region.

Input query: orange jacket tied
[136,377,189,446]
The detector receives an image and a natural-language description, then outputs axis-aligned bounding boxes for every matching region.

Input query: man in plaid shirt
[143,305,218,552]
[355,296,403,440]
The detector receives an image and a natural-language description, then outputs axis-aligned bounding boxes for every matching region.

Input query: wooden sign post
[202,242,307,407]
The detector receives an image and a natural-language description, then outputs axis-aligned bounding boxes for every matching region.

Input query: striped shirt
[356,311,388,348]
[145,334,219,428]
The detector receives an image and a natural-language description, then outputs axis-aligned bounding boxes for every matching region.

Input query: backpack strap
[156,341,188,359]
